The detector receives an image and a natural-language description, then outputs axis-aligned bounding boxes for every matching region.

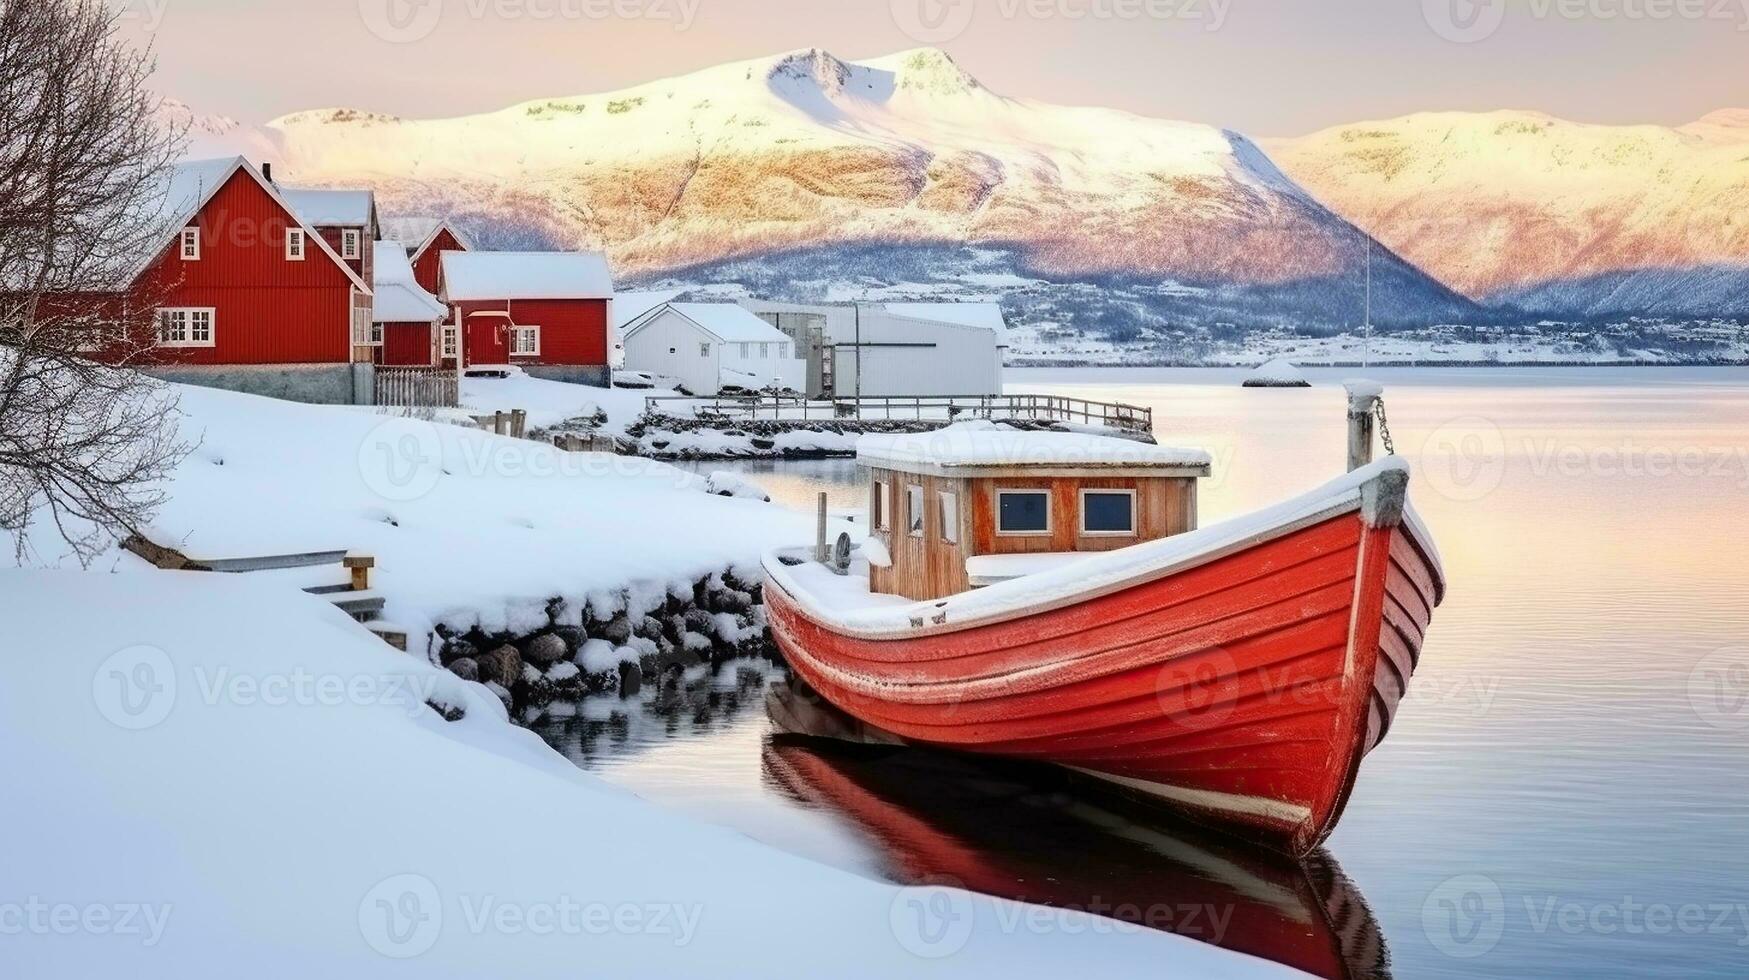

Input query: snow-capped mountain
[214,48,1478,339]
[1267,110,1749,318]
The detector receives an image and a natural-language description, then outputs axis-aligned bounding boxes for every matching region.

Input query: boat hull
[763,468,1443,857]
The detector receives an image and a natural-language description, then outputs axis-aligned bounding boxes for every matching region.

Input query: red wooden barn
[437,251,614,385]
[96,156,376,403]
[370,241,446,367]
[407,220,472,297]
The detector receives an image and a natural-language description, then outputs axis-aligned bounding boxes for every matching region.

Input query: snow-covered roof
[666,304,793,344]
[372,241,446,323]
[613,289,683,330]
[125,156,370,295]
[281,188,374,227]
[1243,358,1311,387]
[385,217,475,261]
[440,251,612,301]
[882,302,1006,334]
[856,422,1211,476]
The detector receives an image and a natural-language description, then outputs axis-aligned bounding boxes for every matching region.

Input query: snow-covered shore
[0,571,1293,977]
[16,379,837,649]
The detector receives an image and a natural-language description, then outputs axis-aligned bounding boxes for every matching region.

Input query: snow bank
[1241,359,1311,388]
[458,368,679,435]
[0,571,1288,977]
[857,421,1210,471]
[25,380,830,646]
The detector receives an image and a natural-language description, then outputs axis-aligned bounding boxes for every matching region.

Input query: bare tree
[0,0,189,565]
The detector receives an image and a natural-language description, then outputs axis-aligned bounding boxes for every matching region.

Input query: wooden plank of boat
[762,461,1445,857]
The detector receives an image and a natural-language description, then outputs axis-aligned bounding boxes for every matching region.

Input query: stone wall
[427,566,774,714]
[146,363,373,405]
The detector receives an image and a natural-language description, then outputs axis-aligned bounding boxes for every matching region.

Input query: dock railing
[642,393,1153,436]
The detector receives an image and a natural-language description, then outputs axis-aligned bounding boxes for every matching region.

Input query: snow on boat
[1242,358,1312,388]
[762,387,1445,857]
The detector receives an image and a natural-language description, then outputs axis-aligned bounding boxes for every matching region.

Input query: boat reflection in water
[765,679,1391,980]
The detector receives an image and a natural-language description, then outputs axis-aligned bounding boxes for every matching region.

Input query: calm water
[532,366,1749,978]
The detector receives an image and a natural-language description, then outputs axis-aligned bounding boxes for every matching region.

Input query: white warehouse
[621,303,806,395]
[737,299,1007,398]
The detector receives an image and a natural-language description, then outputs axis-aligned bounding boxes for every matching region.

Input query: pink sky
[122,0,1747,135]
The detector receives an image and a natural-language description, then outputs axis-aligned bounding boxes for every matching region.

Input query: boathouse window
[906,485,924,538]
[872,480,889,531]
[1081,489,1137,536]
[512,326,540,356]
[180,227,200,260]
[938,490,959,545]
[285,228,306,261]
[341,229,361,260]
[996,490,1051,535]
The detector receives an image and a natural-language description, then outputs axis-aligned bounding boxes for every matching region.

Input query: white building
[622,303,805,395]
[736,299,1007,398]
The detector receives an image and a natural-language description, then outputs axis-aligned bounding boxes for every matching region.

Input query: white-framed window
[180,227,200,260]
[1080,489,1137,536]
[440,324,458,358]
[699,342,711,357]
[780,343,791,358]
[759,343,769,358]
[938,490,959,545]
[739,342,750,358]
[341,229,361,260]
[511,325,540,356]
[352,307,380,346]
[906,485,925,538]
[996,489,1051,536]
[285,228,306,261]
[155,307,215,348]
[871,480,889,532]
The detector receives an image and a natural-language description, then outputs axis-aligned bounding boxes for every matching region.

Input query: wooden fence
[375,367,458,408]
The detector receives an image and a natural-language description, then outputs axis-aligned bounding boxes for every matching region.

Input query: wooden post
[510,409,527,439]
[815,492,829,564]
[343,555,375,592]
[493,411,508,436]
[1346,381,1381,472]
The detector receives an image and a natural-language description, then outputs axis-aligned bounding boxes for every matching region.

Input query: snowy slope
[1268,109,1749,316]
[220,48,1474,331]
[13,378,824,644]
[0,571,1291,978]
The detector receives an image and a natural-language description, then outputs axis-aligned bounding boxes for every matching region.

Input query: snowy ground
[458,367,678,435]
[0,571,1290,978]
[17,378,835,648]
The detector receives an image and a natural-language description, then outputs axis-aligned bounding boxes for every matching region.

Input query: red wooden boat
[762,388,1444,857]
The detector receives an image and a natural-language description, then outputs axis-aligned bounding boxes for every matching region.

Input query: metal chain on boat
[1374,398,1397,456]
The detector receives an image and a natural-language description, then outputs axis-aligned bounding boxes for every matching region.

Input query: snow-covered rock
[1241,358,1311,388]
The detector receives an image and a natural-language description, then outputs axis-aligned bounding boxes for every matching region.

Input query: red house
[280,182,378,286]
[368,241,446,367]
[405,220,472,297]
[106,157,376,403]
[437,251,614,385]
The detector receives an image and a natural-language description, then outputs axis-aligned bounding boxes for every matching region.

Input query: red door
[466,316,508,366]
